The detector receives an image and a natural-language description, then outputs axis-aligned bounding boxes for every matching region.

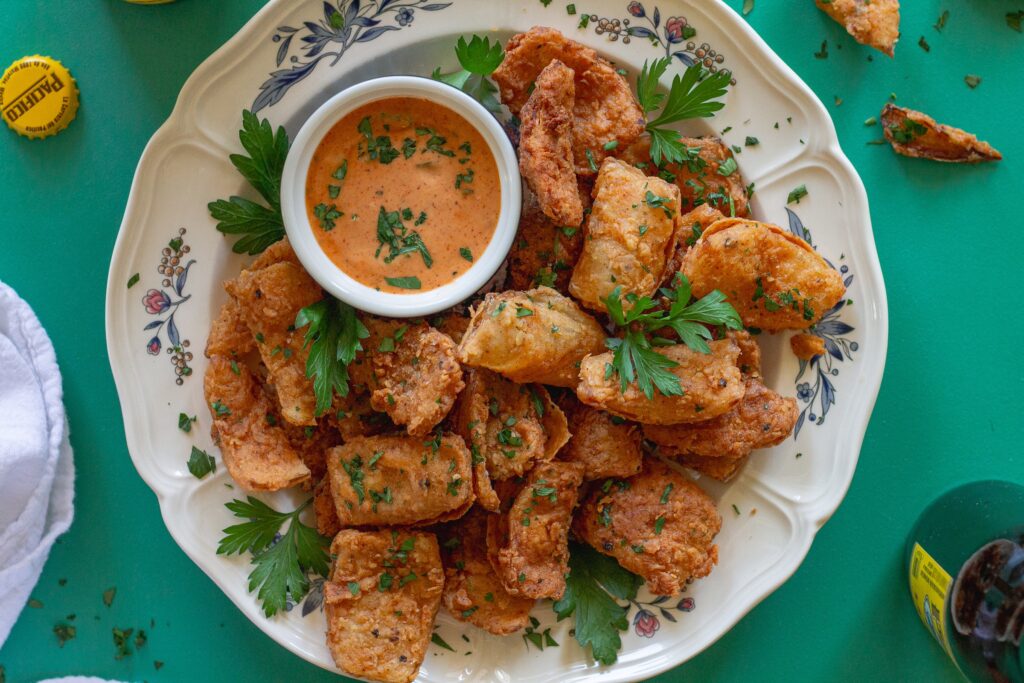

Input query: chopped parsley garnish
[717,156,738,177]
[455,167,475,190]
[187,446,216,479]
[786,184,808,204]
[208,110,288,254]
[295,297,369,415]
[603,274,742,398]
[127,273,140,289]
[635,58,732,166]
[375,206,433,267]
[515,306,533,317]
[217,497,330,617]
[459,247,474,262]
[431,632,456,652]
[660,483,674,504]
[178,412,196,433]
[385,276,422,290]
[211,400,231,417]
[313,202,342,231]
[552,543,642,665]
[432,35,505,113]
[358,116,400,164]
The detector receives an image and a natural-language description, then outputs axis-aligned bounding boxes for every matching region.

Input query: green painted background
[0,1,1021,681]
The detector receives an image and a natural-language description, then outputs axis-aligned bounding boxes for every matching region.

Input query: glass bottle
[905,480,1024,682]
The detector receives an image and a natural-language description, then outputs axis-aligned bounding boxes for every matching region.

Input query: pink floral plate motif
[141,227,196,384]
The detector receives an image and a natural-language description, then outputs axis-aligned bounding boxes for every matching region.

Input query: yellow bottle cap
[0,56,79,139]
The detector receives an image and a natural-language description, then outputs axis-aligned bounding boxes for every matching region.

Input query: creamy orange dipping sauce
[305,97,501,293]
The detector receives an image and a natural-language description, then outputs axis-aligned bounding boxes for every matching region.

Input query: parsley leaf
[432,36,505,113]
[186,446,216,479]
[552,543,642,665]
[295,298,369,416]
[208,111,289,255]
[217,497,330,617]
[602,274,742,398]
[637,59,732,166]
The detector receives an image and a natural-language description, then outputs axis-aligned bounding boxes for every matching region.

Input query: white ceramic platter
[105,1,888,680]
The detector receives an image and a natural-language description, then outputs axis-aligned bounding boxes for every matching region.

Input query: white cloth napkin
[0,281,74,647]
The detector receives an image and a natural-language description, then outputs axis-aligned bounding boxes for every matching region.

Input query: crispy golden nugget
[437,508,536,634]
[668,137,750,217]
[459,287,605,387]
[314,477,341,538]
[454,368,569,487]
[492,26,598,114]
[225,262,323,425]
[730,329,762,378]
[675,452,745,482]
[569,158,682,312]
[506,191,585,294]
[327,434,473,527]
[558,394,642,480]
[571,59,647,177]
[680,218,846,331]
[790,332,827,361]
[664,204,728,279]
[644,377,798,460]
[370,323,464,437]
[577,339,744,425]
[280,416,341,484]
[248,237,300,270]
[204,355,310,491]
[574,459,721,595]
[881,104,1002,163]
[519,60,584,227]
[816,0,900,57]
[324,530,444,683]
[487,461,584,600]
[205,300,255,358]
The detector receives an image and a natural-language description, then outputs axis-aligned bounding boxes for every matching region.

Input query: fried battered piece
[668,137,750,217]
[324,530,444,683]
[577,339,744,425]
[248,237,300,270]
[571,59,647,177]
[644,377,798,460]
[674,452,746,482]
[569,158,682,312]
[558,394,642,480]
[519,60,584,227]
[454,368,569,487]
[313,477,341,538]
[881,104,1002,163]
[492,26,598,114]
[370,323,464,437]
[437,509,536,635]
[816,0,900,57]
[680,218,846,331]
[730,329,762,378]
[506,191,585,294]
[203,355,310,490]
[225,262,323,425]
[327,434,473,527]
[487,461,585,600]
[459,287,605,387]
[574,459,721,595]
[279,415,342,484]
[205,300,255,358]
[790,332,827,361]
[665,204,728,278]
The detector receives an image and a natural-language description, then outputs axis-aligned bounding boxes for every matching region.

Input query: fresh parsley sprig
[432,35,505,114]
[218,497,331,618]
[636,58,732,166]
[208,111,289,255]
[295,297,369,416]
[553,543,643,665]
[603,274,742,399]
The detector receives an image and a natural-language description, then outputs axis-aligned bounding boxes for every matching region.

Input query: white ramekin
[280,76,521,318]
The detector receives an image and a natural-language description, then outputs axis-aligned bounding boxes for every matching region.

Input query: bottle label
[909,542,955,659]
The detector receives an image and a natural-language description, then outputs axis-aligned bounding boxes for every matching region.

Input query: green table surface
[1,1,1021,681]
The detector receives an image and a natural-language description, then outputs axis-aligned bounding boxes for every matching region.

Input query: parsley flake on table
[295,297,369,416]
[636,58,732,166]
[602,274,742,399]
[432,36,505,113]
[552,543,643,665]
[187,446,216,479]
[208,111,289,255]
[217,496,330,617]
